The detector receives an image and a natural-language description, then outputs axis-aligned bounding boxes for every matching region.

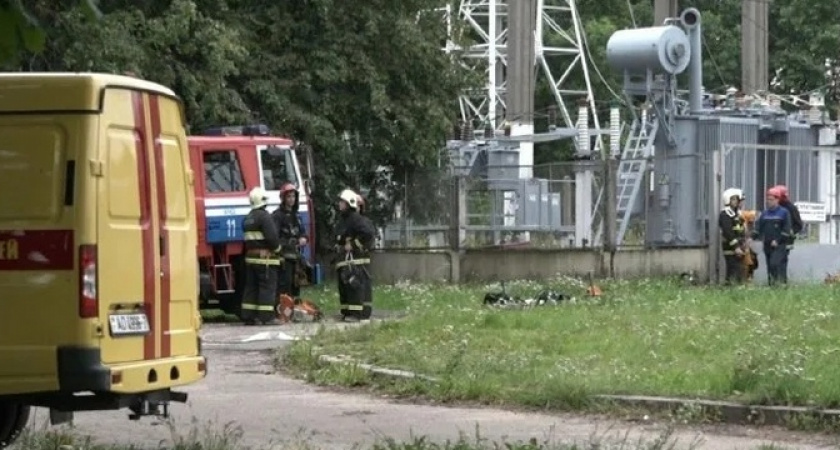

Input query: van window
[107,127,149,220]
[203,150,245,193]
[260,146,298,190]
[160,134,189,220]
[0,124,66,221]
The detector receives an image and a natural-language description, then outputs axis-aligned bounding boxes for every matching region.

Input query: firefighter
[241,187,283,325]
[751,187,793,286]
[334,188,376,322]
[718,187,747,284]
[356,193,376,310]
[272,182,307,300]
[772,184,803,250]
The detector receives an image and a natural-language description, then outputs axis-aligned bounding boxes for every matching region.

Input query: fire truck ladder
[614,113,658,247]
[211,248,236,295]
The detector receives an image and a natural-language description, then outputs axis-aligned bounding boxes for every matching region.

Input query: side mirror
[303,178,315,193]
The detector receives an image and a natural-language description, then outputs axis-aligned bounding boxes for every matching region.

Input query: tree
[0,0,100,66]
[225,0,471,247]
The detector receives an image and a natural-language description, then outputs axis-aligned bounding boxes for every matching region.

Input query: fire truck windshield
[260,145,298,190]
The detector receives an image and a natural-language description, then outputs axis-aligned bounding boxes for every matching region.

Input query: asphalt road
[20,322,840,450]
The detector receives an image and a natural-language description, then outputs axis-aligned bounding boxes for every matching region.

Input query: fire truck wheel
[0,401,30,449]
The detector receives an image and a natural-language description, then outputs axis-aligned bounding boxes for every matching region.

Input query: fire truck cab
[189,125,320,314]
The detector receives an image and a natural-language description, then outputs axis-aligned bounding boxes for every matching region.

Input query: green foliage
[0,0,100,66]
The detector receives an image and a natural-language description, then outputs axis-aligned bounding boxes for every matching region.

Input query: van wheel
[0,401,30,449]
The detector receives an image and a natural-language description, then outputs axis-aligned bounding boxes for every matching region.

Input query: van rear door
[96,88,199,366]
[149,94,200,360]
[95,88,158,365]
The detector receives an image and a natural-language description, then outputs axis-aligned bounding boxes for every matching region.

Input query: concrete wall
[367,248,709,283]
[750,243,840,284]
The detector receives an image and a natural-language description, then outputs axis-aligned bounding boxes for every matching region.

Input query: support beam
[741,0,769,93]
[653,0,678,25]
[506,0,535,125]
[506,0,536,179]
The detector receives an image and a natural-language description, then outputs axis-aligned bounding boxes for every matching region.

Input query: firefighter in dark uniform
[241,187,283,325]
[718,187,747,284]
[334,189,376,322]
[356,193,377,311]
[272,182,307,299]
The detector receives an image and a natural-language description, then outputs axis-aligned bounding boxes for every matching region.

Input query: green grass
[201,283,416,323]
[282,277,840,411]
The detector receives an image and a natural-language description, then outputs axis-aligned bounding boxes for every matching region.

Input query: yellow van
[0,73,206,447]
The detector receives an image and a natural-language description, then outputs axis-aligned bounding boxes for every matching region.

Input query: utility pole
[741,0,769,93]
[506,0,536,179]
[653,0,678,25]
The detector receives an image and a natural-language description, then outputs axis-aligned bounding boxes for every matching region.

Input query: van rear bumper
[57,345,207,394]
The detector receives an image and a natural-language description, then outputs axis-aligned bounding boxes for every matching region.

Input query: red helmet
[279,182,297,197]
[766,186,783,199]
[772,184,789,201]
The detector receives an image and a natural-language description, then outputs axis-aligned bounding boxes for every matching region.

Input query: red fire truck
[190,125,320,314]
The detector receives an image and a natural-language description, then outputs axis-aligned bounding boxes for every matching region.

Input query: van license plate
[109,313,151,336]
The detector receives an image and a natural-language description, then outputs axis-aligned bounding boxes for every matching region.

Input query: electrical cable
[702,33,728,91]
[578,17,627,108]
[625,0,637,29]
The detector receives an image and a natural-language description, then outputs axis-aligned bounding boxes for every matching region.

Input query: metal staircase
[615,112,658,246]
[592,111,658,247]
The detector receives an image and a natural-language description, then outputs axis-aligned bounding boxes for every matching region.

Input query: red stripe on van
[132,91,157,361]
[149,95,171,358]
[0,230,74,270]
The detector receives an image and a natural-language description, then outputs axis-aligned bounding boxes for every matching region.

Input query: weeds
[7,418,756,450]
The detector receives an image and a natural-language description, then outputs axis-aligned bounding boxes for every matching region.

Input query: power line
[702,33,729,91]
[578,20,627,108]
[625,0,637,28]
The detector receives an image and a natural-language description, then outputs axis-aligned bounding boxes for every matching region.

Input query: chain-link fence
[379,162,604,249]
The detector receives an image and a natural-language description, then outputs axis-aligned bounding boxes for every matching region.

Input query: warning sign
[794,202,828,223]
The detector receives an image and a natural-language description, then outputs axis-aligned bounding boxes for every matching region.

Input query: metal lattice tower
[443,0,601,133]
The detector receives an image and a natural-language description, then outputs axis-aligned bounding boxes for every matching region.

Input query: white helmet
[722,187,744,205]
[339,188,359,209]
[249,187,268,209]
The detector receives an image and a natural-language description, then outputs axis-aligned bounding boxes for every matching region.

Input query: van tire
[0,401,30,449]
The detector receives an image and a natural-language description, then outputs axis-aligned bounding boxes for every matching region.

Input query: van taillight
[79,244,98,318]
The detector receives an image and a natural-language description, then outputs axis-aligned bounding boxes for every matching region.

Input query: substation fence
[379,163,605,250]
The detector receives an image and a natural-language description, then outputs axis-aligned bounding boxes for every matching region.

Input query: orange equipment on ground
[275,294,323,323]
[585,273,602,296]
